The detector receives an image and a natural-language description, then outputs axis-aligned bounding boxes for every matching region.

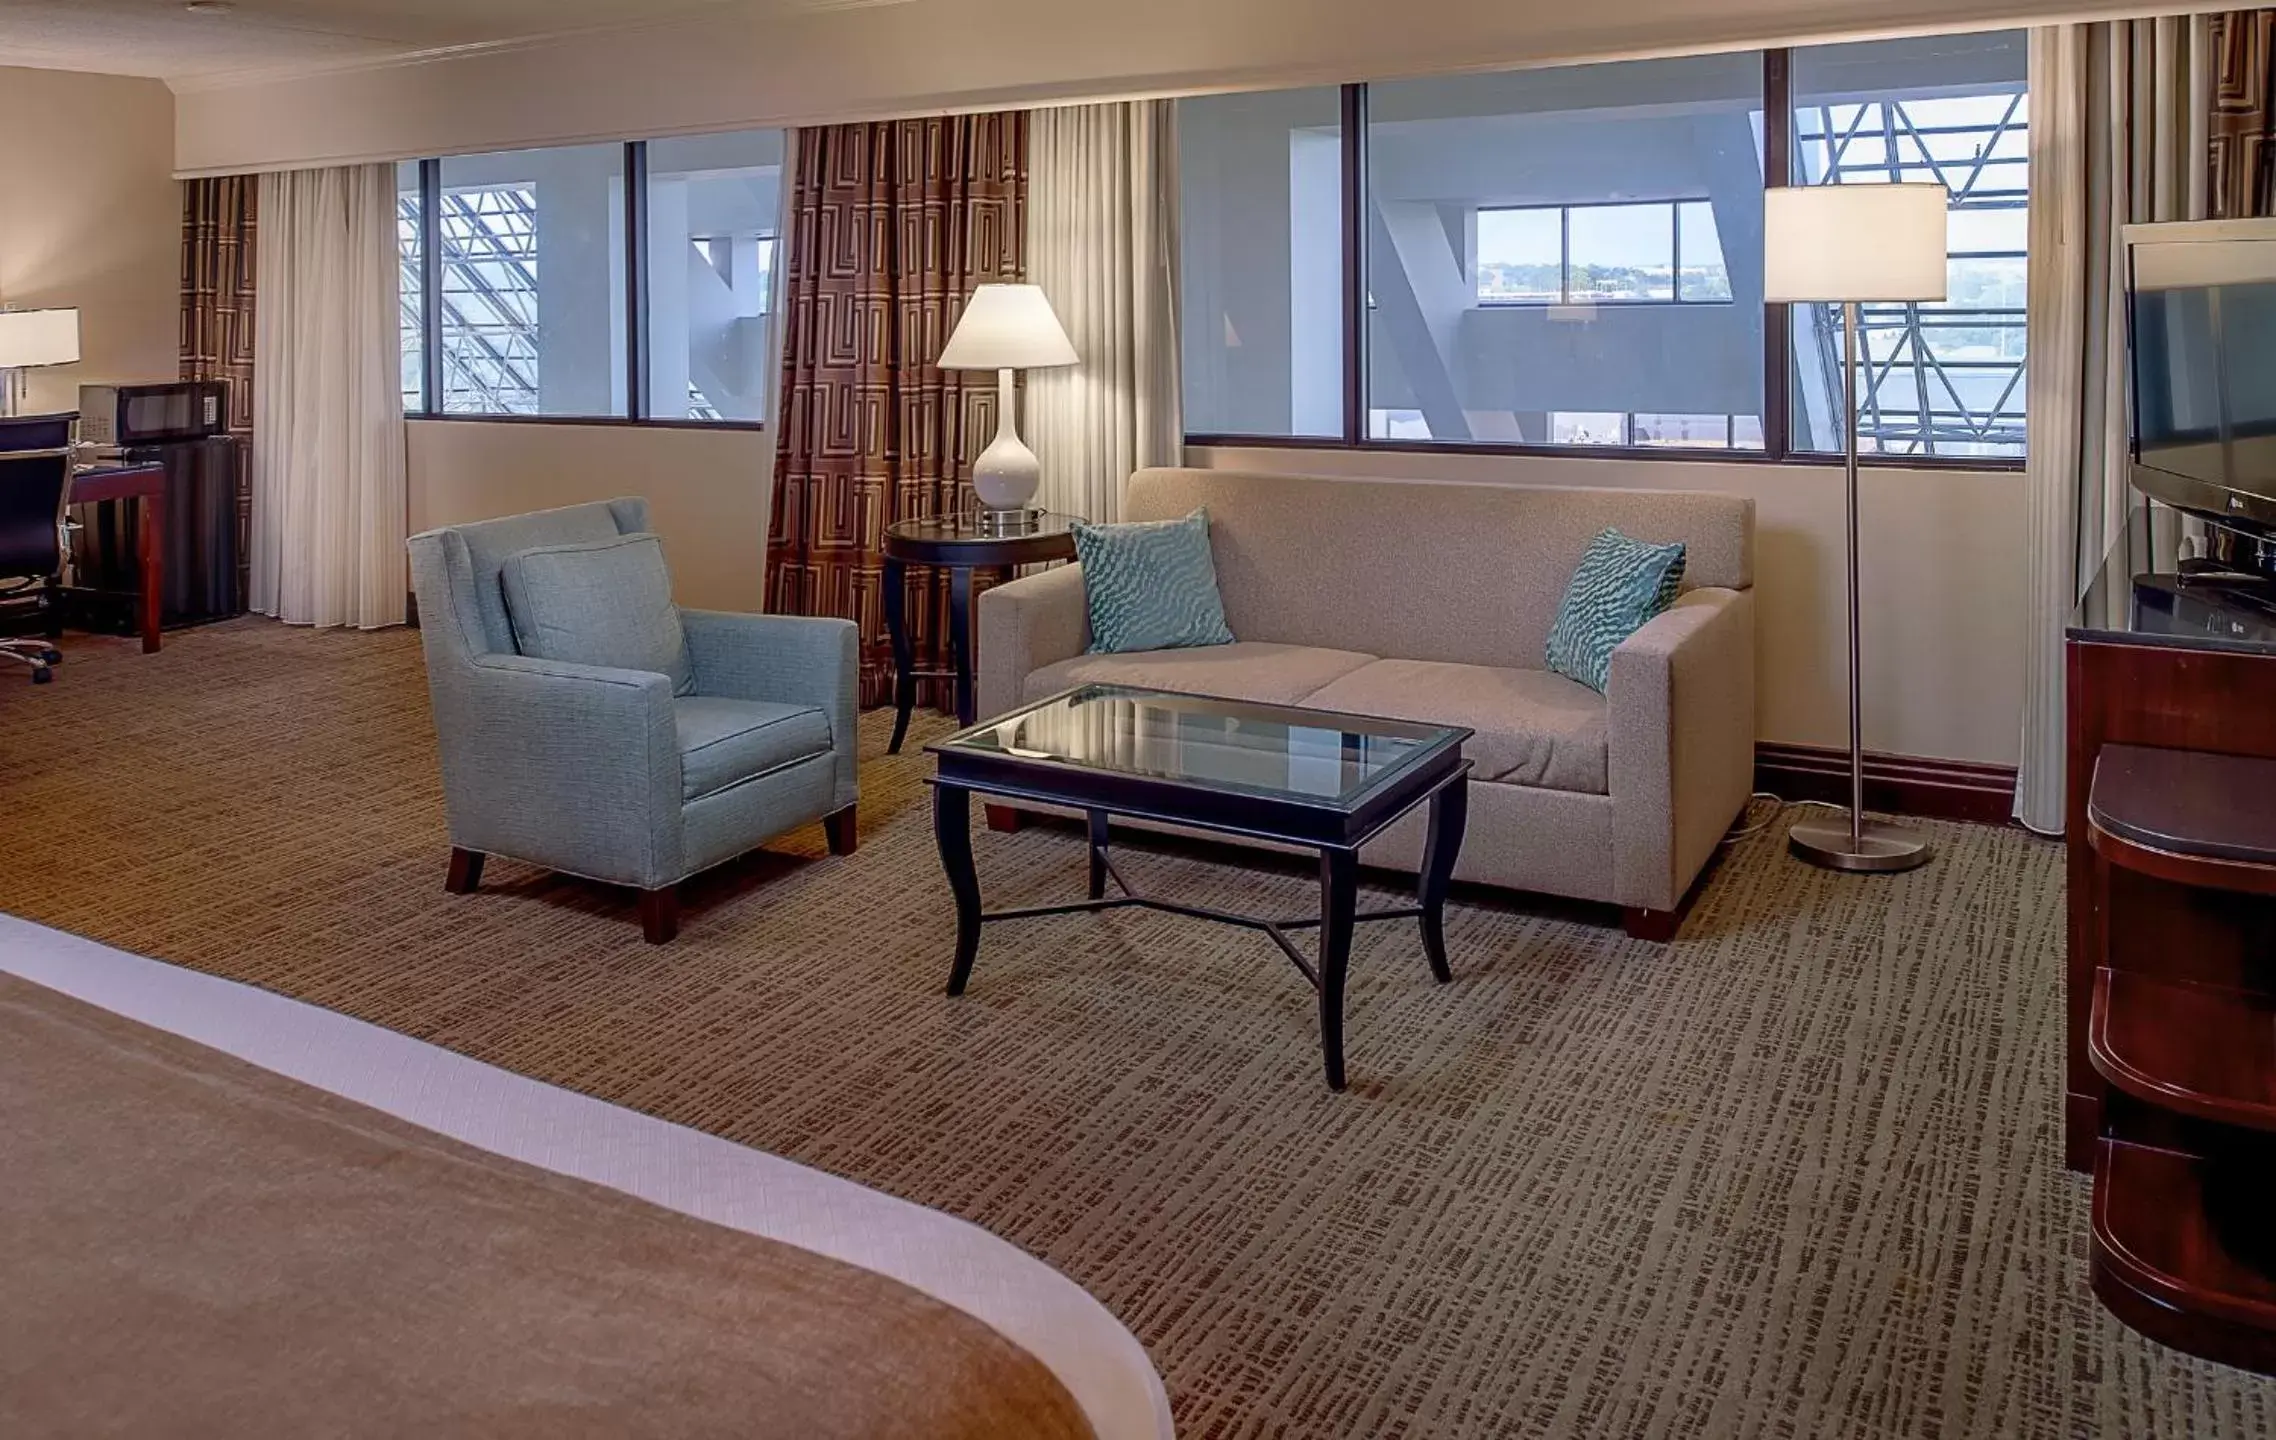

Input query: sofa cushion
[1024,642,1376,707]
[501,532,695,696]
[1304,659,1609,795]
[1072,508,1236,654]
[674,697,833,802]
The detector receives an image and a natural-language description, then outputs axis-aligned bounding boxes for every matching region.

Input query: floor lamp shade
[939,284,1078,511]
[1762,184,1949,303]
[1761,183,1948,876]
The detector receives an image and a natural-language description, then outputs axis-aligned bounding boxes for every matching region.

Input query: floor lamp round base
[1788,816,1936,874]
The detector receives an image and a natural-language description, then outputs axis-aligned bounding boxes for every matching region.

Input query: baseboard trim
[1754,742,2017,825]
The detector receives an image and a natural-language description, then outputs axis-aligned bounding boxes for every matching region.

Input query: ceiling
[0,0,878,83]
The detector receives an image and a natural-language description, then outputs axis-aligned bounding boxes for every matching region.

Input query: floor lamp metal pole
[1789,300,1935,875]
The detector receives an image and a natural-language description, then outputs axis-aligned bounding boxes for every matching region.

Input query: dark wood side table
[881,510,1077,753]
[66,463,166,654]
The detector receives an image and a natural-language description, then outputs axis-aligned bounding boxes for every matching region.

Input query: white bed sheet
[0,914,1173,1440]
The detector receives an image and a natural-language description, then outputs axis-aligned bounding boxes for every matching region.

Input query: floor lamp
[1763,183,1948,874]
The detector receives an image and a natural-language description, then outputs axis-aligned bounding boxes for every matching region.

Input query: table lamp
[0,307,81,418]
[937,284,1078,513]
[1763,182,1947,874]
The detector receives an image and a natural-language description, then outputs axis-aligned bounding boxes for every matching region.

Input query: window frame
[1182,47,2026,472]
[400,139,776,432]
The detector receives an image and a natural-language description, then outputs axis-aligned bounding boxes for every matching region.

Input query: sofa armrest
[1605,587,1756,914]
[976,564,1089,722]
[681,610,858,811]
[432,653,685,887]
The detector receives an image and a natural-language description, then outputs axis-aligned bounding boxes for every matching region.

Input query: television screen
[2130,230,2276,518]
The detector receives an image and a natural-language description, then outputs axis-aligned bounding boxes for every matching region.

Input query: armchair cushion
[674,697,833,802]
[501,533,694,696]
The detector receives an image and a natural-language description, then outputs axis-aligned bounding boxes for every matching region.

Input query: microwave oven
[77,380,228,446]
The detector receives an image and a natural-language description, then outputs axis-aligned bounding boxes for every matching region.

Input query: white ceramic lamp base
[972,367,1040,513]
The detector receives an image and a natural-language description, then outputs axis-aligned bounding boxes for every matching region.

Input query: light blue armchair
[407,499,858,942]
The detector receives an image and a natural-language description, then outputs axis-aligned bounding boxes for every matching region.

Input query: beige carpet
[3,619,2272,1438]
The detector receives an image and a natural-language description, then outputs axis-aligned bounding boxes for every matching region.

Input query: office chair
[0,445,73,683]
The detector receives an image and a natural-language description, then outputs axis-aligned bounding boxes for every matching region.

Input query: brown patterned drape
[765,114,1028,711]
[179,176,258,605]
[2212,12,2276,217]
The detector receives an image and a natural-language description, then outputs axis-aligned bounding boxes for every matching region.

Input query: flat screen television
[2128,218,2276,560]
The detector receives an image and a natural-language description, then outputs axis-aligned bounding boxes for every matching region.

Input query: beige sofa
[975,468,1756,934]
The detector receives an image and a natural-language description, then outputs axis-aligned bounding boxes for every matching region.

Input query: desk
[67,463,165,653]
[881,511,1078,753]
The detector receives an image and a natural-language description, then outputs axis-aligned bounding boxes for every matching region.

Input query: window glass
[1177,87,1346,438]
[645,130,782,423]
[1364,54,1766,447]
[1790,31,2029,458]
[1568,203,1675,302]
[1477,209,1561,302]
[398,161,424,413]
[436,144,626,417]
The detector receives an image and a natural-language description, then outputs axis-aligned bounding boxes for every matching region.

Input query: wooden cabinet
[2068,618,2276,1370]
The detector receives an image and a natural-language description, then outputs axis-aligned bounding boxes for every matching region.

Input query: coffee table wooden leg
[1418,774,1467,983]
[1318,847,1359,1091]
[884,557,915,754]
[1087,809,1109,900]
[935,783,982,995]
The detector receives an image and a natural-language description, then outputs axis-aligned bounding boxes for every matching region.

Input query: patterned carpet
[4,619,2274,1438]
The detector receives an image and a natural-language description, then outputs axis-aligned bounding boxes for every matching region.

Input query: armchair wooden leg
[445,848,485,895]
[639,886,680,945]
[823,804,858,856]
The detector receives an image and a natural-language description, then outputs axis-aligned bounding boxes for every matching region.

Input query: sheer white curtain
[251,164,407,630]
[2013,21,2210,832]
[1025,102,1181,523]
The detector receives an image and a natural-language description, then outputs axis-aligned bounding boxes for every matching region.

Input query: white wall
[169,0,2195,176]
[407,420,774,612]
[1191,445,2030,767]
[0,67,178,410]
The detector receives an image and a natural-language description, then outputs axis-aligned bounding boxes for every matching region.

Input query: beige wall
[1190,445,2030,767]
[171,0,2191,175]
[406,420,774,613]
[0,67,177,410]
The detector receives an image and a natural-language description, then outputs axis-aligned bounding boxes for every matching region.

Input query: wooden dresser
[2066,552,2276,1372]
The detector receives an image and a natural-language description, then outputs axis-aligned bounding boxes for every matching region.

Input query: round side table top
[883,510,1080,567]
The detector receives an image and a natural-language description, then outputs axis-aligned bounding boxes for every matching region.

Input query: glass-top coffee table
[927,684,1473,1090]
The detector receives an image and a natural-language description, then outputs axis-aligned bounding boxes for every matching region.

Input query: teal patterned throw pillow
[1545,528,1688,693]
[1074,508,1236,655]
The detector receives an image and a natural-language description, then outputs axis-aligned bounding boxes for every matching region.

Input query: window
[1790,31,2029,458]
[1178,86,1346,438]
[396,135,782,425]
[1478,201,1732,305]
[1176,31,2029,464]
[398,161,424,413]
[428,145,625,417]
[645,130,782,423]
[1363,54,1766,448]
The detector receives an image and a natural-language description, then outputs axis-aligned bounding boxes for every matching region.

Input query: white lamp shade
[938,284,1078,370]
[0,307,81,368]
[1763,185,1949,303]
